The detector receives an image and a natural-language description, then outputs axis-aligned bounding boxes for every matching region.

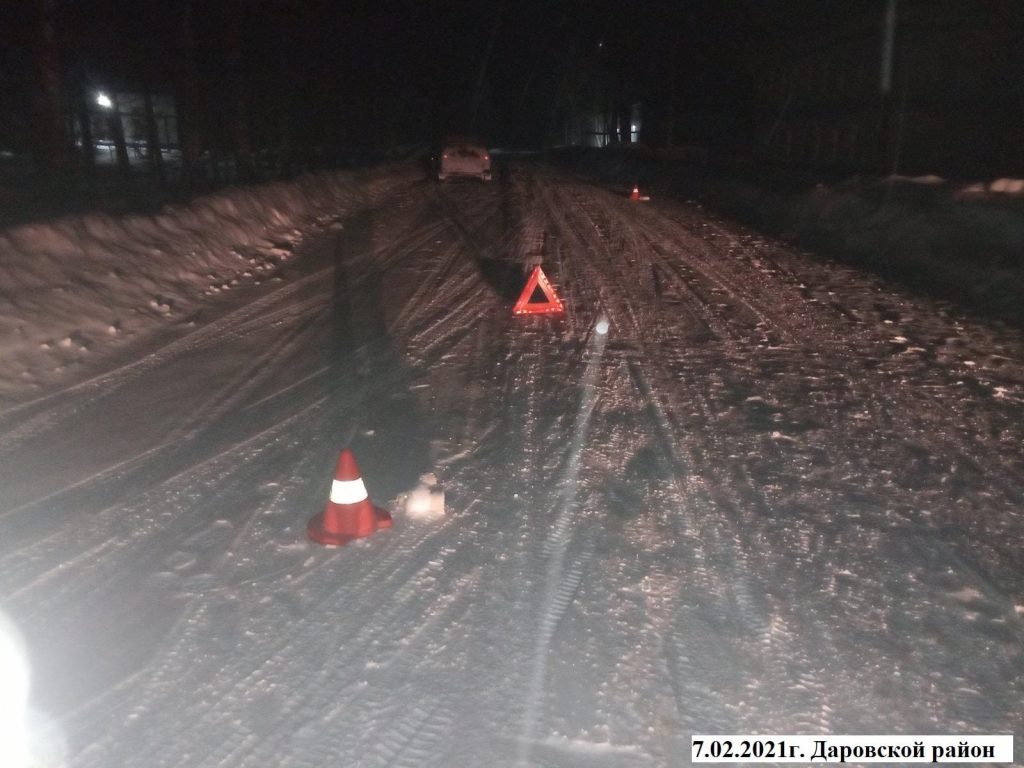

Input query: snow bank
[0,164,416,402]
[775,176,1024,318]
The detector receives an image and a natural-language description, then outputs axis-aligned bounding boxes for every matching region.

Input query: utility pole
[30,0,72,176]
[878,0,897,172]
[175,0,204,186]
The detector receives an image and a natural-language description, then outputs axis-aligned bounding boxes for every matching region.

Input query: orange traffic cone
[308,448,392,546]
[630,185,640,201]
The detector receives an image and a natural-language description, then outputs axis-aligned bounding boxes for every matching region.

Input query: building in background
[561,102,643,148]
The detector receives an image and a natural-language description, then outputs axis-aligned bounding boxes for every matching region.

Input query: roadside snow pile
[987,178,1024,195]
[778,175,1024,315]
[0,165,415,402]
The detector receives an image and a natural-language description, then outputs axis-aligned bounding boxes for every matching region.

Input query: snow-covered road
[2,163,1023,766]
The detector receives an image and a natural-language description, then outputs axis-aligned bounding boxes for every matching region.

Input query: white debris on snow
[402,472,446,521]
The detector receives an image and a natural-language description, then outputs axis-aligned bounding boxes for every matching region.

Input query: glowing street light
[95,92,113,109]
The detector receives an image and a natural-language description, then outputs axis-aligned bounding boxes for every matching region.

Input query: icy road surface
[2,164,1023,767]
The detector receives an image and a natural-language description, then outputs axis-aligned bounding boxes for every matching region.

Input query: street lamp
[95,92,113,109]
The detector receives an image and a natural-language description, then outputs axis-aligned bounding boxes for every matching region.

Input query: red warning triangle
[513,266,565,315]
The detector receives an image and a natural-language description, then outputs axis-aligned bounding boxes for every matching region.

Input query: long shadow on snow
[328,208,431,502]
[472,256,531,303]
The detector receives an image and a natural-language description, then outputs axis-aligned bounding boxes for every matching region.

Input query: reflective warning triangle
[513,266,565,315]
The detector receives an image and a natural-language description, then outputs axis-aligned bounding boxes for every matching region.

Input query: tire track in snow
[387,232,473,334]
[617,199,816,345]
[515,544,593,765]
[0,298,332,547]
[183,519,480,768]
[416,221,604,760]
[0,262,335,449]
[565,188,867,737]
[617,195,1024,520]
[69,503,476,768]
[11,397,340,748]
[363,180,508,381]
[367,703,456,768]
[2,393,332,620]
[477,199,645,760]
[528,183,1015,651]
[647,200,1024,593]
[386,183,499,331]
[580,179,1017,546]
[533,170,835,733]
[547,169,1024,736]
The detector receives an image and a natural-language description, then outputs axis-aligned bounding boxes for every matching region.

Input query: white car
[438,137,492,181]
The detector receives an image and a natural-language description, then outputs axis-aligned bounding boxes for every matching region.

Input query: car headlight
[0,615,30,768]
[0,614,66,768]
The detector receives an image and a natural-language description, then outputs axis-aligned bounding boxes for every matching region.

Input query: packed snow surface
[1,163,1023,767]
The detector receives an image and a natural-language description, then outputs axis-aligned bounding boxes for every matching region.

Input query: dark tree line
[6,0,749,193]
[10,0,1020,195]
[4,0,420,191]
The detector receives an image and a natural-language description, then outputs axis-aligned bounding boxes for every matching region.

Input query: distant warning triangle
[513,266,565,315]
